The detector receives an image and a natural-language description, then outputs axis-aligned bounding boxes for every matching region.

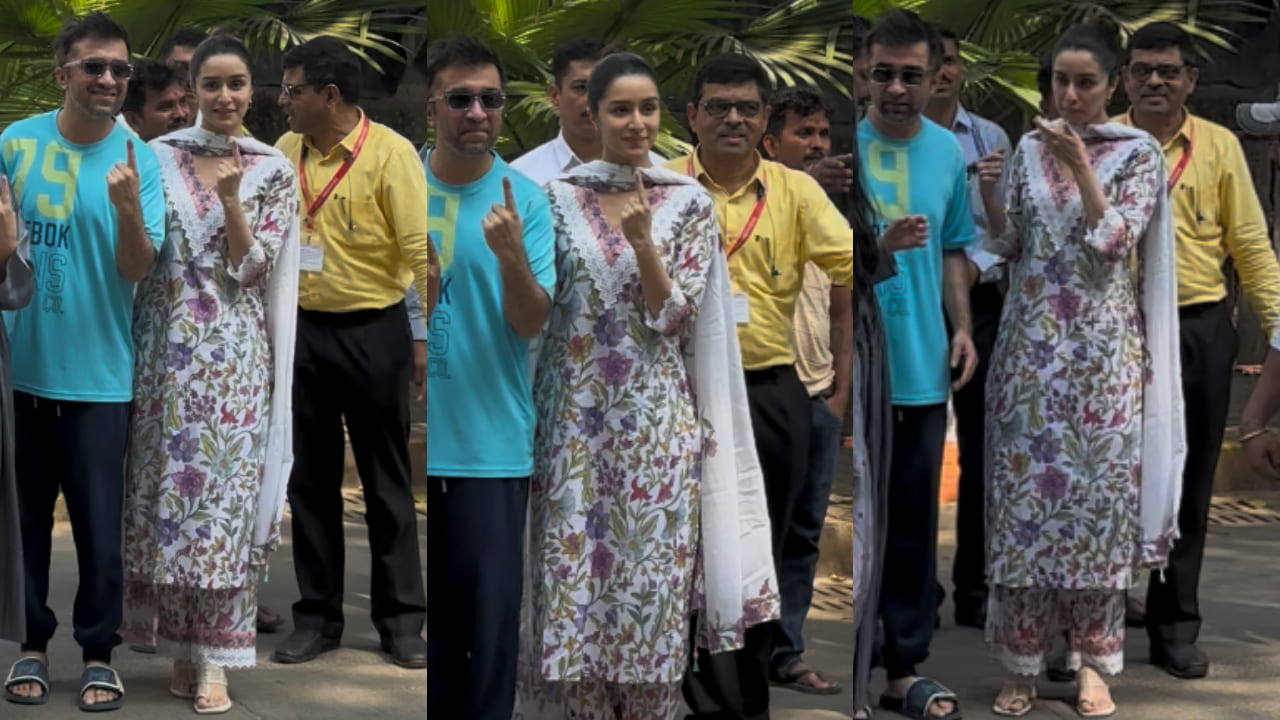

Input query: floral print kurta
[518,162,719,707]
[123,132,296,668]
[984,131,1164,593]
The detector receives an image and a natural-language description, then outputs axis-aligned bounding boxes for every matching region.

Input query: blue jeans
[771,396,843,672]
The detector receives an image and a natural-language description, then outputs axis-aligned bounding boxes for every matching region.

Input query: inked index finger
[126,138,137,170]
[502,176,516,211]
[635,170,647,205]
[0,174,9,203]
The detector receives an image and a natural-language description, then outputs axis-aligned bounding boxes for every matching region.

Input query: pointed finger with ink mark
[502,176,516,212]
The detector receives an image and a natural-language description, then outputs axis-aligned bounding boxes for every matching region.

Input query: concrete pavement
[16,490,1280,719]
[10,495,857,719]
[2,510,428,719]
[869,495,1280,720]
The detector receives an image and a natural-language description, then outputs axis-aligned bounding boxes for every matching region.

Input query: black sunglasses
[432,90,506,112]
[870,66,925,87]
[64,57,133,80]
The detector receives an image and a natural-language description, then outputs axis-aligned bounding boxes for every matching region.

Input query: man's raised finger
[0,175,9,204]
[126,138,137,171]
[502,176,516,212]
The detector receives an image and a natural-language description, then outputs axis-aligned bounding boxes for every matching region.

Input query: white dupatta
[687,248,781,651]
[1045,123,1186,567]
[255,195,299,564]
[254,153,300,566]
[154,127,301,565]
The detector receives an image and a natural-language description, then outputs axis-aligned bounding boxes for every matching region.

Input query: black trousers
[878,403,948,679]
[426,476,527,720]
[1146,300,1235,648]
[14,392,129,663]
[288,302,426,640]
[947,283,1004,606]
[682,364,811,720]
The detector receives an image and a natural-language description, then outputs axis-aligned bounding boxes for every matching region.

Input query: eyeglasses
[700,99,763,120]
[63,58,133,80]
[870,66,925,87]
[1128,63,1190,82]
[280,83,313,100]
[430,90,506,112]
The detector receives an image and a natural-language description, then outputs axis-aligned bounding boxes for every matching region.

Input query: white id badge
[299,244,325,273]
[733,293,751,325]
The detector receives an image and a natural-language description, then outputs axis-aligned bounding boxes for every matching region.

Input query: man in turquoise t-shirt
[1,12,165,712]
[854,11,976,719]
[419,35,555,720]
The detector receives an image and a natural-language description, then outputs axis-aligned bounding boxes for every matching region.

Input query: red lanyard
[1166,118,1195,193]
[687,155,767,258]
[299,115,371,231]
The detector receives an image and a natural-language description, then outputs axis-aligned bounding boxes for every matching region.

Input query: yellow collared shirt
[664,151,854,369]
[1117,111,1280,333]
[275,111,435,313]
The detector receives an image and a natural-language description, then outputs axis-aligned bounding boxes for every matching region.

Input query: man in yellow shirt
[664,53,857,720]
[270,37,435,670]
[1119,22,1280,680]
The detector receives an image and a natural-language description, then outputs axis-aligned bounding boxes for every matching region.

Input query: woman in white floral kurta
[123,37,298,715]
[981,26,1174,718]
[515,54,759,720]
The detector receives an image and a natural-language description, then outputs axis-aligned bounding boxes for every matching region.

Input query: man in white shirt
[923,25,1010,631]
[510,39,662,184]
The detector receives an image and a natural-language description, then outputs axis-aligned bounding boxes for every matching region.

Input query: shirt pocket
[336,197,392,249]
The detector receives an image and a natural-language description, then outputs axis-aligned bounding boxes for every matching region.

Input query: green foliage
[0,0,425,127]
[426,0,855,158]
[887,0,1280,121]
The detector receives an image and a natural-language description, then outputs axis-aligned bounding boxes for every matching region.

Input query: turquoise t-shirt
[424,151,556,478]
[859,117,975,406]
[1,110,166,402]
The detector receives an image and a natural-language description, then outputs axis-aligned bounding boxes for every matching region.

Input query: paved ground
[6,498,854,719]
[14,445,1280,719]
[2,512,429,719]
[873,494,1280,720]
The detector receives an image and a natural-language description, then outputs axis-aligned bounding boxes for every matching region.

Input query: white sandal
[194,664,232,715]
[993,680,1037,717]
[1076,669,1116,718]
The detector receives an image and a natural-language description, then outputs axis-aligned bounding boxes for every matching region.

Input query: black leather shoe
[1151,643,1209,679]
[272,629,339,664]
[1045,666,1077,683]
[954,600,986,630]
[381,634,427,669]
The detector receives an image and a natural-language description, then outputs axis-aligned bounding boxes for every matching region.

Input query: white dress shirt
[511,130,665,186]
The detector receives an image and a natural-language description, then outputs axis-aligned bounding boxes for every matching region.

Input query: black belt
[1178,298,1228,318]
[298,300,406,327]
